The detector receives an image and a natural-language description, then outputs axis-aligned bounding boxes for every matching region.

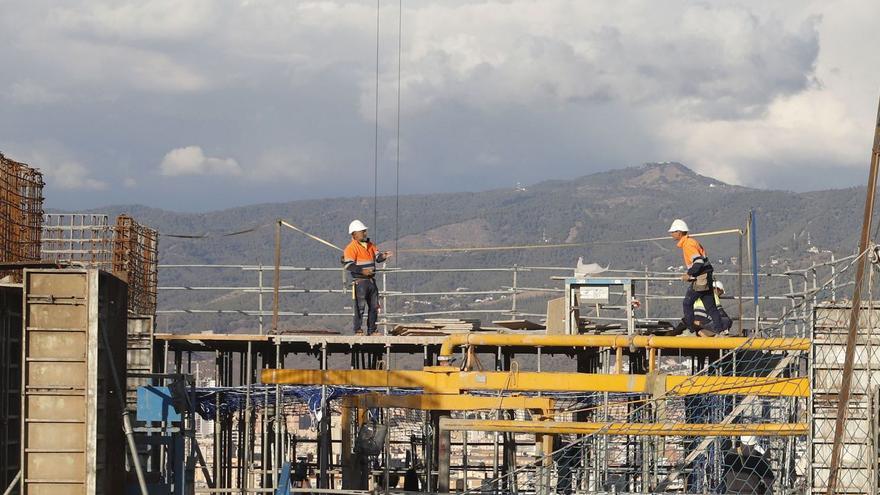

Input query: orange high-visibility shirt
[677,235,706,269]
[343,239,380,277]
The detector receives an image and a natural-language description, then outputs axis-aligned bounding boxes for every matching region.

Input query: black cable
[373,0,380,237]
[394,0,402,260]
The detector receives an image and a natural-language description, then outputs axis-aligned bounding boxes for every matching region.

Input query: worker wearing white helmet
[693,279,734,335]
[669,219,723,337]
[720,435,773,493]
[342,220,392,335]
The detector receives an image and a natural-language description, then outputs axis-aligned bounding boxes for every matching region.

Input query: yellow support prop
[260,369,808,397]
[439,418,808,437]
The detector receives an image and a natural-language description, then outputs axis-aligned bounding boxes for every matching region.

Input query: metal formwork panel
[0,285,22,492]
[20,269,127,495]
[126,315,153,410]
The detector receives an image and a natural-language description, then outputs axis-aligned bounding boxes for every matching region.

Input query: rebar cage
[0,154,44,279]
[113,214,159,316]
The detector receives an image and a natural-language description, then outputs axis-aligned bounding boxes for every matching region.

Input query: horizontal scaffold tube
[437,334,810,359]
[346,393,555,411]
[438,418,808,437]
[260,369,808,397]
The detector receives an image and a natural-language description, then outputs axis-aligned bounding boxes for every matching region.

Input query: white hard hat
[714,280,725,292]
[348,219,368,234]
[668,219,690,233]
[740,435,765,454]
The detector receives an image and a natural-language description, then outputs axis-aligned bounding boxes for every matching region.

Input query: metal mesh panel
[41,213,113,268]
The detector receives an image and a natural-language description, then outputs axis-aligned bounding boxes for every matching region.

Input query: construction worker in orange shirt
[669,219,723,337]
[342,220,392,335]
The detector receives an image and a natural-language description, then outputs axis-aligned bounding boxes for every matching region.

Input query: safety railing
[156,254,853,337]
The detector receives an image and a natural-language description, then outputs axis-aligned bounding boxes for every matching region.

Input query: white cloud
[1,0,879,207]
[49,0,215,42]
[160,146,241,177]
[660,89,866,186]
[1,143,108,191]
[7,80,65,105]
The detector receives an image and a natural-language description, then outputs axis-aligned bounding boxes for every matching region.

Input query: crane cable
[394,0,402,261]
[398,228,743,253]
[373,0,380,238]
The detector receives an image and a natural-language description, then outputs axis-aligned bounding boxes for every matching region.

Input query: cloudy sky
[1,0,878,211]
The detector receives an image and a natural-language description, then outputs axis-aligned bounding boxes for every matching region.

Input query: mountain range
[83,162,868,333]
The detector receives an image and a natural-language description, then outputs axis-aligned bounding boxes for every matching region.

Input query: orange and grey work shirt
[677,235,709,277]
[342,239,387,280]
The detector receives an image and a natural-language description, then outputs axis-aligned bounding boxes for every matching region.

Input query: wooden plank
[492,319,545,330]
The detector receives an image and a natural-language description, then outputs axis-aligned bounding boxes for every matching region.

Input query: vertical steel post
[274,340,282,489]
[273,220,281,333]
[243,342,252,493]
[382,270,388,335]
[512,265,518,315]
[827,94,880,494]
[738,230,744,336]
[214,351,222,490]
[258,264,264,335]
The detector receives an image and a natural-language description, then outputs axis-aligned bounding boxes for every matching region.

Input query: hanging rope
[398,228,743,253]
[279,220,342,252]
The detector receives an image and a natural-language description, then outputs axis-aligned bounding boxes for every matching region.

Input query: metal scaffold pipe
[436,334,810,360]
[439,418,808,437]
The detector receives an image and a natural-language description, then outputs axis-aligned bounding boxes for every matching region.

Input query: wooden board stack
[392,318,483,336]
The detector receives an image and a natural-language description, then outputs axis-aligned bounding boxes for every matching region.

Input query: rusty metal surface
[0,154,44,281]
[41,213,113,269]
[113,214,158,316]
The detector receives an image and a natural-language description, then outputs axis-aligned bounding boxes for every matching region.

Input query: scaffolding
[139,246,866,495]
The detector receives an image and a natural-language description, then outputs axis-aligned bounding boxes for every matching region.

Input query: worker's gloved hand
[680,274,691,282]
[362,268,374,276]
[382,251,393,259]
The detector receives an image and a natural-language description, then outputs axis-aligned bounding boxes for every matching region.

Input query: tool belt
[691,271,712,292]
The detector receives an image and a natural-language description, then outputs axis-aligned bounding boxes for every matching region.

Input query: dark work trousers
[353,278,380,335]
[693,309,733,334]
[683,287,723,332]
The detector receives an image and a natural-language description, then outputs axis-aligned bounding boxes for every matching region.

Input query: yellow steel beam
[437,334,810,359]
[439,418,808,437]
[261,369,808,397]
[347,393,555,411]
